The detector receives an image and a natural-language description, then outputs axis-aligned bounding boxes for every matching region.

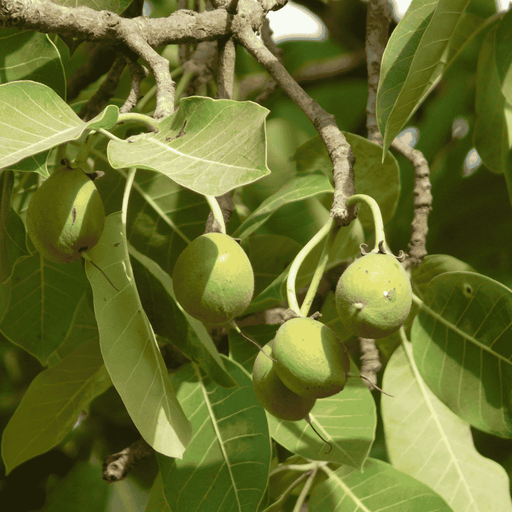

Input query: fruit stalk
[300,219,338,317]
[122,167,137,226]
[286,216,335,317]
[205,195,226,234]
[346,194,390,253]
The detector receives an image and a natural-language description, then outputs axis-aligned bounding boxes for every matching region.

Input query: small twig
[79,53,126,121]
[365,0,392,144]
[217,36,237,99]
[391,137,432,269]
[67,44,117,101]
[121,55,149,114]
[358,337,381,389]
[254,17,281,104]
[102,438,153,482]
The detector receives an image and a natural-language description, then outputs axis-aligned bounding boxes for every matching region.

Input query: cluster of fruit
[170,229,413,423]
[26,168,412,425]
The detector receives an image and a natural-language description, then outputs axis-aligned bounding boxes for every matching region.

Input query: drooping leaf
[412,271,512,437]
[1,338,111,474]
[0,253,91,364]
[0,171,29,282]
[377,0,489,152]
[84,212,193,458]
[158,356,272,512]
[382,341,512,512]
[474,24,507,175]
[308,458,453,512]
[0,29,65,98]
[291,133,400,229]
[107,97,270,196]
[0,81,119,169]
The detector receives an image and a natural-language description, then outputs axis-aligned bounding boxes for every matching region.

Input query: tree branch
[231,0,357,226]
[392,137,432,268]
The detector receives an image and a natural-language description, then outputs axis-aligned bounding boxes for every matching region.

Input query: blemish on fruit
[72,206,77,226]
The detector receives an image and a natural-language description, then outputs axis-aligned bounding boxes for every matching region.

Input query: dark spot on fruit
[72,206,77,226]
[78,246,89,253]
[114,243,120,248]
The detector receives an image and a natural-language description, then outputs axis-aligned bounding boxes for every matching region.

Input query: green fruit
[172,233,254,325]
[335,252,412,338]
[26,166,105,264]
[252,342,316,421]
[273,317,350,399]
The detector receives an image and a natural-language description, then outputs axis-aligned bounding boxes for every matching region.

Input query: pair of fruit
[27,166,105,264]
[252,317,350,421]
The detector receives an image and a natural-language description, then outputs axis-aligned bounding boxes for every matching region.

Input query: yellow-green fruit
[335,252,412,338]
[273,318,350,399]
[26,166,105,264]
[252,342,316,421]
[172,233,254,325]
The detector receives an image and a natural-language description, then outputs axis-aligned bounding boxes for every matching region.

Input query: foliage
[1,0,512,511]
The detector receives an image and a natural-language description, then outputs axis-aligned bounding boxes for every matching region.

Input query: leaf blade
[85,212,193,458]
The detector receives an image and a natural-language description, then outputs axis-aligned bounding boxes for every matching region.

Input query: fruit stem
[300,221,339,317]
[346,194,390,253]
[229,320,276,362]
[304,414,333,454]
[122,167,137,226]
[205,195,226,234]
[287,217,335,318]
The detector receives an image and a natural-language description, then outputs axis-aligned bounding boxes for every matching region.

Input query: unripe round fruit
[273,317,350,399]
[172,233,254,325]
[252,342,316,421]
[335,252,412,338]
[26,166,105,264]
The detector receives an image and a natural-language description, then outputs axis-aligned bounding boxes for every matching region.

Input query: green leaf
[39,460,112,512]
[1,338,111,474]
[0,171,29,282]
[267,366,376,468]
[411,254,476,298]
[0,254,91,364]
[412,271,512,437]
[0,81,119,169]
[377,0,486,151]
[145,473,172,512]
[84,212,193,458]
[308,458,453,512]
[291,133,400,229]
[474,24,508,174]
[0,29,65,98]
[382,342,512,512]
[233,175,333,240]
[107,96,270,196]
[128,243,236,389]
[158,356,272,512]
